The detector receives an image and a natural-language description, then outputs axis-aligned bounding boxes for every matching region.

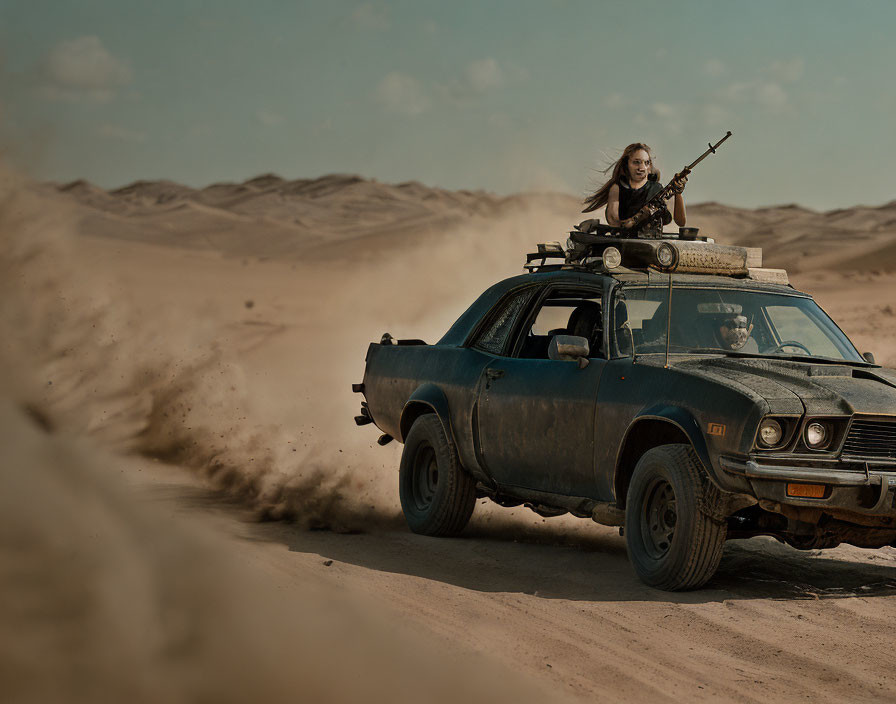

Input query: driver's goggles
[721,316,748,329]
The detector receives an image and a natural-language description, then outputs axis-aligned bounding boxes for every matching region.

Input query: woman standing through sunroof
[583,142,687,235]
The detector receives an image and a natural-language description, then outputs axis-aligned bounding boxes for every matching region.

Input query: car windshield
[617,285,864,362]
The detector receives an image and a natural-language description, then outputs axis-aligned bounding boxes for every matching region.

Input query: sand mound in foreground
[0,399,562,704]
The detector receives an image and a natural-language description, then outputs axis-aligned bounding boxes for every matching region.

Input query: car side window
[471,287,536,355]
[515,289,604,359]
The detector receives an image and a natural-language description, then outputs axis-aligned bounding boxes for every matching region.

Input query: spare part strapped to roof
[523,220,788,284]
[568,230,760,274]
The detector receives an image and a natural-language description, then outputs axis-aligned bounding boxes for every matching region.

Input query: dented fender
[400,383,452,443]
[620,405,714,479]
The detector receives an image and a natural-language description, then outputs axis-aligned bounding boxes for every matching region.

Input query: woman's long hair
[582,142,660,213]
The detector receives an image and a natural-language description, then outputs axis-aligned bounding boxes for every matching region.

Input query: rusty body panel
[358,268,896,550]
[477,356,606,497]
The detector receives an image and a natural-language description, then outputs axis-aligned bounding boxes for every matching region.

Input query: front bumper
[719,455,896,517]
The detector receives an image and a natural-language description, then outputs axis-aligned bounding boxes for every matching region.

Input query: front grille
[842,418,896,459]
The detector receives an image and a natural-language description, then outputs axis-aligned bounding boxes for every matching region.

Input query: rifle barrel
[684,131,733,171]
[629,131,733,229]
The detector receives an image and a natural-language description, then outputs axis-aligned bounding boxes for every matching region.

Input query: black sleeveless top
[618,178,665,220]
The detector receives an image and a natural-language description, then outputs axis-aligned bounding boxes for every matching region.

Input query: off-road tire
[625,444,727,591]
[399,414,476,537]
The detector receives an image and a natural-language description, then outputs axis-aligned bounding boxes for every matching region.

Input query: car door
[476,284,608,498]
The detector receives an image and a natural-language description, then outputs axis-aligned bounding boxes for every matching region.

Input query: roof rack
[572,219,713,242]
[524,241,568,272]
[523,219,789,284]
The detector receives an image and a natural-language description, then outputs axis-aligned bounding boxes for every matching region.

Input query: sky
[1,0,894,209]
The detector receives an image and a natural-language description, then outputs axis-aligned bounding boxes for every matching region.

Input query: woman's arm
[673,192,686,227]
[605,183,621,226]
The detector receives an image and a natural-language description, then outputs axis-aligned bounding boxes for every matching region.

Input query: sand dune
[51,173,896,274]
[6,168,896,702]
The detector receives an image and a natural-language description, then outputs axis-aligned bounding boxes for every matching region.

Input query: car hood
[668,356,896,416]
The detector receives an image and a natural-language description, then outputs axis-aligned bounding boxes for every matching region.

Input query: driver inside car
[708,304,757,352]
[693,302,757,352]
[714,314,756,351]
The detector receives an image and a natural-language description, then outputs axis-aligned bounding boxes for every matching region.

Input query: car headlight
[805,421,830,449]
[758,418,784,448]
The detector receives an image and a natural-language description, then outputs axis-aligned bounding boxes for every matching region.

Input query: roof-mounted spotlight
[656,242,678,271]
[602,246,622,270]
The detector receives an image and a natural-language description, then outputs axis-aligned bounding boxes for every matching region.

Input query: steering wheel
[769,340,811,355]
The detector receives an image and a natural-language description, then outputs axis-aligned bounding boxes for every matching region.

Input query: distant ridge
[55,172,575,231]
[51,173,896,272]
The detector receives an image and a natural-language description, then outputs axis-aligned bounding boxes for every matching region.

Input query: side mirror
[863,351,876,364]
[548,335,590,367]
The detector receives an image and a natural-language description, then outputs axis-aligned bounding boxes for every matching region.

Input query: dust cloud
[0,168,577,702]
[0,172,365,528]
[0,167,580,532]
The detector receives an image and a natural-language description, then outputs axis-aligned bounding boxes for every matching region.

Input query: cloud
[313,117,334,136]
[604,93,627,109]
[98,124,147,142]
[504,62,529,83]
[701,102,731,127]
[487,113,512,130]
[189,123,216,138]
[41,36,132,101]
[704,58,803,118]
[374,59,511,115]
[703,59,727,77]
[754,82,788,107]
[256,109,285,127]
[644,102,684,135]
[375,72,430,116]
[650,102,676,119]
[723,80,787,109]
[440,58,518,104]
[768,58,804,83]
[351,3,390,30]
[465,58,503,94]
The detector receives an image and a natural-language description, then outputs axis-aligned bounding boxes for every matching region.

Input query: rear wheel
[625,444,726,590]
[399,414,476,536]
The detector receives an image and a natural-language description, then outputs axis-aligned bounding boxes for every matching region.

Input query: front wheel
[399,414,476,537]
[625,444,726,590]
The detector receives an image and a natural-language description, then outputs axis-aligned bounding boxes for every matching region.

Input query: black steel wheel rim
[640,476,677,559]
[411,444,438,510]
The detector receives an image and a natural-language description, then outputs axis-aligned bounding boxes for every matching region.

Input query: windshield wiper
[679,348,763,357]
[676,347,869,365]
[765,353,872,366]
[715,350,768,359]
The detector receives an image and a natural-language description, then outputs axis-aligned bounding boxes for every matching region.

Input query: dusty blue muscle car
[355,233,896,590]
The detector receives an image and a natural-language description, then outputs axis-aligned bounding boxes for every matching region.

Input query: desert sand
[4,169,896,703]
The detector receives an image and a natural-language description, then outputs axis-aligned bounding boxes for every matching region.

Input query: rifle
[621,131,733,233]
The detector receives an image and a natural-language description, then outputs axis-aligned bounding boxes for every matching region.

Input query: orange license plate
[786,483,825,498]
